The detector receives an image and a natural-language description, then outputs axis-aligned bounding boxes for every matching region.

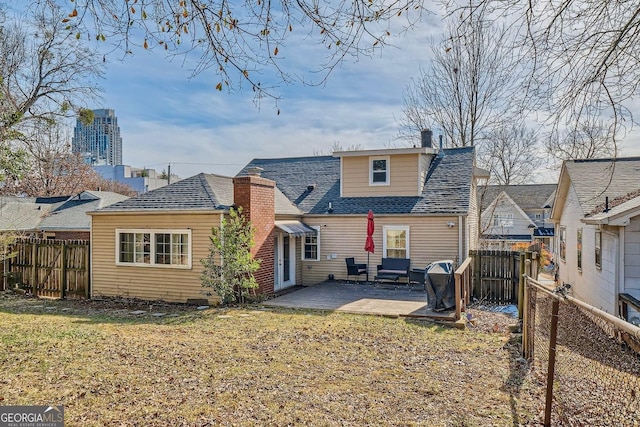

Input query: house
[88,132,483,304]
[0,191,128,240]
[0,196,68,236]
[241,141,484,290]
[551,156,640,321]
[479,184,556,250]
[88,173,303,302]
[39,191,130,240]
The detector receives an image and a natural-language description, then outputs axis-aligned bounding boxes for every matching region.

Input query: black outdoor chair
[345,257,367,283]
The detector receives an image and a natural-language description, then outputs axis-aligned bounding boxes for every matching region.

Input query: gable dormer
[334,146,437,197]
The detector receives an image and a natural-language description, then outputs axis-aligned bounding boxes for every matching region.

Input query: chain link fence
[523,277,640,426]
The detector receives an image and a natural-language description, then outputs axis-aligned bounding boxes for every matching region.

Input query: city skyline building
[72,108,123,166]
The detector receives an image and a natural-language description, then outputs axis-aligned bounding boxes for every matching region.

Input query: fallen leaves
[0,292,543,426]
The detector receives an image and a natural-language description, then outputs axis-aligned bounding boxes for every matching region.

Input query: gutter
[88,209,227,216]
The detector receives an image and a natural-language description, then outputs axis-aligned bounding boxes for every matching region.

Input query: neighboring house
[39,191,130,240]
[0,196,68,236]
[0,191,128,240]
[88,132,484,304]
[94,164,181,194]
[551,156,640,320]
[479,184,556,250]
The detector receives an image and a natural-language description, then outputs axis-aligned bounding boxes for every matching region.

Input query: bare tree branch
[451,0,640,155]
[2,122,136,197]
[62,0,427,103]
[479,124,543,185]
[545,116,618,164]
[0,0,103,142]
[398,3,519,148]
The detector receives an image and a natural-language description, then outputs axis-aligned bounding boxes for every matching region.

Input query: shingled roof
[239,147,475,215]
[97,174,231,212]
[39,191,129,230]
[0,196,65,231]
[562,157,640,217]
[0,192,129,232]
[95,173,302,215]
[479,184,557,211]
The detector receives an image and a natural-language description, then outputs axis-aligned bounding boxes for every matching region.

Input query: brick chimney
[233,172,275,295]
[421,129,433,148]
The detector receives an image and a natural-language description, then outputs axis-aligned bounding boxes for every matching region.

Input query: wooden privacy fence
[470,250,518,303]
[5,238,90,299]
[469,250,538,304]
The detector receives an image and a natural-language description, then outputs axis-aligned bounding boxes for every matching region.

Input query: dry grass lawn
[0,293,544,426]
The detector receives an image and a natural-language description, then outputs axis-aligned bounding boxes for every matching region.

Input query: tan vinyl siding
[298,215,461,285]
[468,180,479,251]
[295,237,303,285]
[418,153,432,194]
[341,154,425,197]
[90,212,222,304]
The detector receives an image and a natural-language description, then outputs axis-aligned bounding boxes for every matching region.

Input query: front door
[275,233,295,291]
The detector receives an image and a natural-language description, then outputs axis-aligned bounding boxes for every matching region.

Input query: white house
[479,184,556,250]
[551,157,640,323]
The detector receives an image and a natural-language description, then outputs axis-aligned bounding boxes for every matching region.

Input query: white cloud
[97,11,446,179]
[93,6,640,184]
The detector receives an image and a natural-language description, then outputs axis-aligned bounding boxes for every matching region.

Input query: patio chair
[345,257,367,283]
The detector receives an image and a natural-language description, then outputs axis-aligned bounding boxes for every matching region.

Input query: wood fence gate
[470,250,519,304]
[5,238,90,299]
[470,249,539,304]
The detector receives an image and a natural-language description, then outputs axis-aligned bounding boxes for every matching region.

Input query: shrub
[200,207,260,305]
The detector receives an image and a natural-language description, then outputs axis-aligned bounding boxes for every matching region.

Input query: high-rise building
[72,108,123,166]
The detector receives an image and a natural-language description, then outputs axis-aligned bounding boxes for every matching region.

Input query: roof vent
[246,166,264,177]
[307,184,316,191]
[438,135,445,158]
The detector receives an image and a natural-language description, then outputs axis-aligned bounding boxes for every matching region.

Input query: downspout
[619,226,625,304]
[89,216,93,299]
[458,215,464,265]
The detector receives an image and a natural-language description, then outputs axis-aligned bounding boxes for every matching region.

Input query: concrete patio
[262,281,457,320]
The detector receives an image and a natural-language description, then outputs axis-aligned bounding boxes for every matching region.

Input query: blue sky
[10,2,640,181]
[95,12,445,179]
[100,27,640,181]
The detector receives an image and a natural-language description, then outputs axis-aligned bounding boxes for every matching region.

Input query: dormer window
[370,156,390,185]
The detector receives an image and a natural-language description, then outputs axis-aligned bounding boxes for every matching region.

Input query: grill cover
[425,260,455,311]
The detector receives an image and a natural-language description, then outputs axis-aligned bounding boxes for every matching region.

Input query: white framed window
[492,213,513,228]
[302,226,320,261]
[370,156,390,185]
[595,230,602,270]
[577,228,583,272]
[116,229,192,268]
[559,227,566,261]
[383,225,410,258]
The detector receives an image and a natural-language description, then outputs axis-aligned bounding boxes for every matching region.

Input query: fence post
[472,250,480,299]
[522,277,529,358]
[455,272,462,320]
[544,299,560,427]
[60,242,67,299]
[518,253,525,319]
[30,241,38,295]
